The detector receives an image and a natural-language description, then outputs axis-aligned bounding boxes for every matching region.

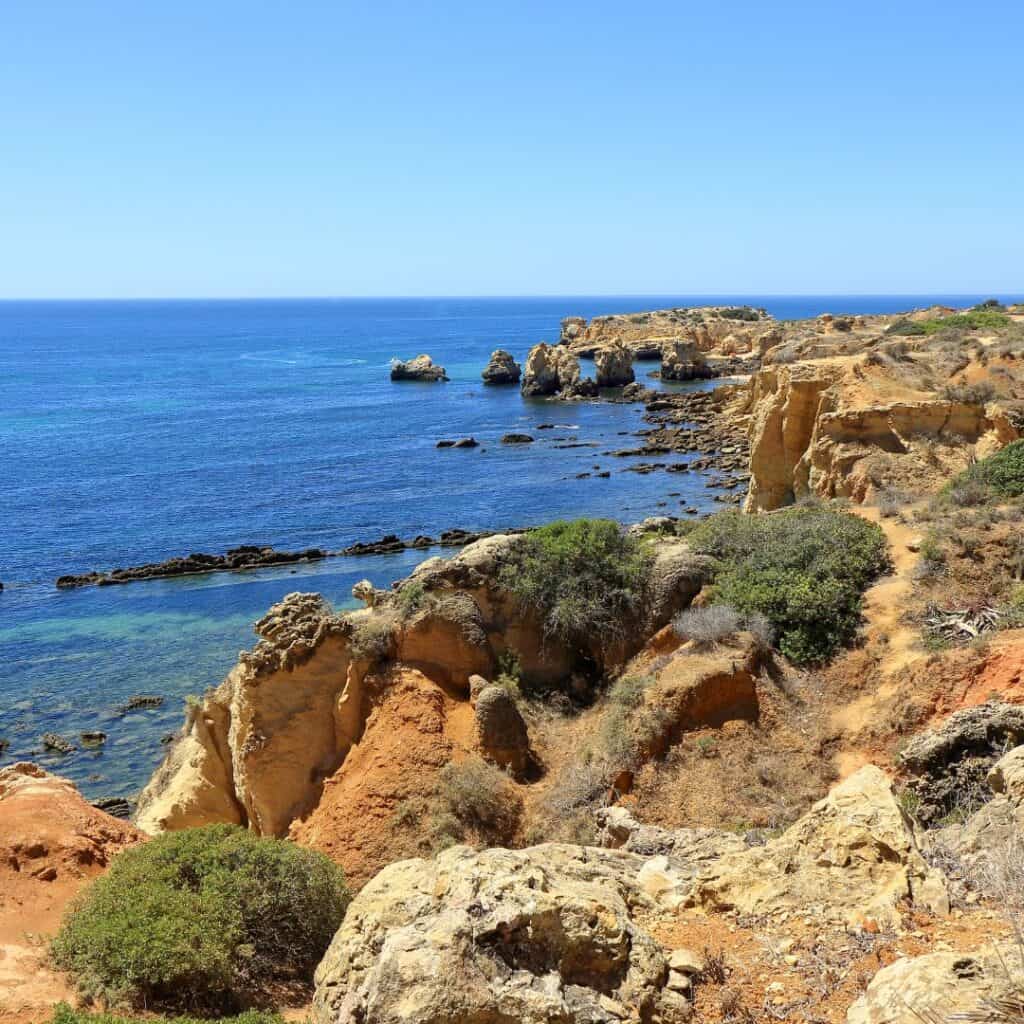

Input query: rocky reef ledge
[55,544,329,589]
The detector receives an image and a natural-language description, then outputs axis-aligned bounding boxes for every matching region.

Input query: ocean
[0,294,1009,799]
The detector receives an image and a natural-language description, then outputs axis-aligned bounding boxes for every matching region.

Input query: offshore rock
[661,338,713,381]
[481,348,521,385]
[389,354,448,381]
[594,340,635,387]
[55,544,329,589]
[521,342,582,397]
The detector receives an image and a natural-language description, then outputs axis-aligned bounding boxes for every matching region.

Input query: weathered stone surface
[390,354,448,381]
[688,765,949,927]
[521,342,582,397]
[596,805,747,868]
[474,684,534,779]
[847,947,1008,1024]
[595,340,635,387]
[898,700,1024,825]
[312,843,676,1024]
[661,339,712,382]
[481,348,521,385]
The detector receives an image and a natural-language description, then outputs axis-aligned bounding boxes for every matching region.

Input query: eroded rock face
[594,340,635,387]
[742,361,1022,511]
[481,348,521,385]
[596,805,747,865]
[898,701,1024,826]
[661,339,712,382]
[312,844,678,1024]
[390,354,448,382]
[688,765,948,927]
[521,342,584,397]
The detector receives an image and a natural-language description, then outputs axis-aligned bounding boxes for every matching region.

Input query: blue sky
[1,1,1022,298]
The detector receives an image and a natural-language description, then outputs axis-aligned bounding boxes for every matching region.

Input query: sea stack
[481,349,521,385]
[390,354,449,382]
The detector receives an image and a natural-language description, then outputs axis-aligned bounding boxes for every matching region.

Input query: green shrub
[687,507,889,665]
[395,580,427,616]
[48,1006,282,1024]
[348,615,394,660]
[950,441,1024,500]
[498,519,652,655]
[52,825,349,1013]
[887,309,1009,336]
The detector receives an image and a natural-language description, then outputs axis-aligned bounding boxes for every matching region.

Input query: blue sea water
[0,294,1011,798]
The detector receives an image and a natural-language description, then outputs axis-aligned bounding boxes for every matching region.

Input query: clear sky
[2,1,1022,298]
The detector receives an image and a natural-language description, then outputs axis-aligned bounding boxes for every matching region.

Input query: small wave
[239,352,300,365]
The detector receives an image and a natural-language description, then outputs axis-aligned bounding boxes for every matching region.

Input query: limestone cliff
[743,358,1022,510]
[136,533,709,843]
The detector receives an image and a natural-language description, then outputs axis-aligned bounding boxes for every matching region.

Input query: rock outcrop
[0,764,144,1021]
[847,946,1013,1024]
[660,339,712,382]
[390,354,448,382]
[55,544,328,589]
[688,765,949,927]
[520,343,589,397]
[481,349,521,385]
[136,535,710,844]
[742,360,1022,511]
[594,340,635,387]
[312,843,685,1024]
[898,700,1024,825]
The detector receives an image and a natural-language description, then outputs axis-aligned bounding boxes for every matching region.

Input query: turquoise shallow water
[1,295,1014,799]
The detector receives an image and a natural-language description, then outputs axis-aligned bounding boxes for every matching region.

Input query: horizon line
[0,291,1018,304]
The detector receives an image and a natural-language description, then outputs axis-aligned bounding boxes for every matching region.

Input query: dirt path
[830,506,926,774]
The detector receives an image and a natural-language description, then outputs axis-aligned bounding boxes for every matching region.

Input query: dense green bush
[950,440,1024,500]
[887,309,1009,336]
[49,1006,282,1024]
[498,519,651,654]
[688,507,889,665]
[52,825,349,1013]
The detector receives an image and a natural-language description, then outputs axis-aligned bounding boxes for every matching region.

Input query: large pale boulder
[847,947,1010,1024]
[312,843,682,1024]
[594,340,635,387]
[688,765,949,927]
[481,348,521,385]
[521,342,583,397]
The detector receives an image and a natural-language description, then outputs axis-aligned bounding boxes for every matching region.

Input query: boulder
[390,354,448,382]
[481,349,521,385]
[559,316,587,344]
[594,340,635,387]
[661,339,712,382]
[596,805,747,866]
[473,684,535,779]
[898,700,1024,825]
[312,843,681,1024]
[688,765,949,927]
[501,433,534,444]
[521,343,582,397]
[847,947,1009,1024]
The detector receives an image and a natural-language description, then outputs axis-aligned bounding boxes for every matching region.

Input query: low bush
[940,381,997,405]
[950,440,1024,500]
[51,825,349,1013]
[716,306,761,321]
[687,507,889,665]
[498,519,651,656]
[49,1007,281,1024]
[672,604,742,645]
[348,615,394,660]
[432,757,521,848]
[887,309,1010,336]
